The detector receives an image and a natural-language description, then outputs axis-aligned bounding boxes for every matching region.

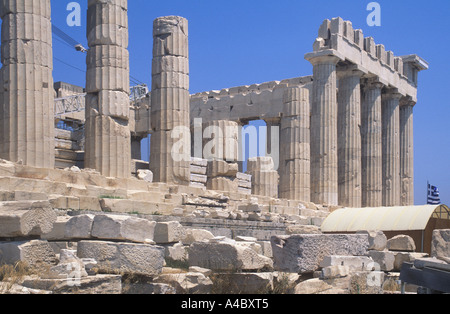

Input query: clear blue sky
[49,0,450,205]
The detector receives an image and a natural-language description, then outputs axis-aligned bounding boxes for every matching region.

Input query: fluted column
[85,0,131,178]
[308,55,340,206]
[150,16,191,185]
[382,89,402,206]
[361,78,384,207]
[279,86,310,201]
[337,67,363,208]
[400,98,415,206]
[0,0,55,168]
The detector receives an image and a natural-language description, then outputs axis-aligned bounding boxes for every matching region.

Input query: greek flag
[427,182,441,205]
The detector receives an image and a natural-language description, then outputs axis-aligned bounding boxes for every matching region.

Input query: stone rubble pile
[0,198,447,294]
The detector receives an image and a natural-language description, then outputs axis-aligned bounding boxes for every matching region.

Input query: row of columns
[306,54,415,207]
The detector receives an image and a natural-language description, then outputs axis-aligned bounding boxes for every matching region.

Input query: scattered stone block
[271,234,369,273]
[137,169,153,183]
[286,225,321,235]
[211,273,274,294]
[154,272,213,294]
[392,252,428,271]
[321,265,349,279]
[77,241,165,276]
[91,214,156,243]
[320,255,374,271]
[188,240,273,272]
[357,230,387,251]
[64,214,95,239]
[431,229,450,262]
[387,235,416,252]
[0,201,57,237]
[182,228,215,245]
[154,221,186,244]
[0,240,57,268]
[368,250,395,271]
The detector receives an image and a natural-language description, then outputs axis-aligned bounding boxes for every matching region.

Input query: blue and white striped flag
[427,183,441,205]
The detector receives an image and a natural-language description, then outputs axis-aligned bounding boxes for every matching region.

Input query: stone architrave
[0,0,55,168]
[85,0,131,178]
[150,16,191,185]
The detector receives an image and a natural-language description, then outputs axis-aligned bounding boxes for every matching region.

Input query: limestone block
[41,215,71,240]
[152,56,189,76]
[87,1,128,31]
[154,221,186,244]
[85,66,130,93]
[188,241,273,272]
[154,272,212,294]
[321,265,349,279]
[247,156,275,172]
[0,200,57,237]
[271,234,369,273]
[85,90,130,120]
[87,23,128,47]
[64,214,95,239]
[294,278,334,294]
[0,0,52,18]
[150,87,190,112]
[250,171,279,198]
[206,177,238,193]
[356,230,387,251]
[0,240,57,268]
[320,255,374,271]
[182,229,215,245]
[136,169,153,183]
[77,240,165,276]
[207,160,238,177]
[392,252,428,271]
[1,13,52,43]
[286,225,321,235]
[42,249,88,280]
[431,229,450,261]
[1,39,52,68]
[368,251,395,271]
[153,16,188,58]
[84,115,131,179]
[91,214,156,243]
[211,273,274,294]
[86,45,129,70]
[152,72,189,90]
[386,235,416,252]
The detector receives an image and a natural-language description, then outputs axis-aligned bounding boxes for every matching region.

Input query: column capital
[337,64,367,79]
[382,88,403,101]
[400,96,416,108]
[362,77,385,90]
[305,49,343,66]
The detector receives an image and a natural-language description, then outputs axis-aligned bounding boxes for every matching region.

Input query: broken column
[85,0,131,178]
[0,0,55,168]
[382,89,402,206]
[400,98,415,206]
[337,67,363,208]
[150,16,190,185]
[361,78,384,207]
[306,53,341,206]
[247,157,279,198]
[279,86,310,201]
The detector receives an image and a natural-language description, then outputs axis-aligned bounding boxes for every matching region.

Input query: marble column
[337,68,363,208]
[308,55,340,206]
[0,0,55,168]
[85,0,131,178]
[382,89,402,206]
[150,16,191,185]
[361,78,384,207]
[400,98,415,206]
[279,86,310,201]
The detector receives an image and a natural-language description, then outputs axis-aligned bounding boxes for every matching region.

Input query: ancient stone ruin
[0,0,449,295]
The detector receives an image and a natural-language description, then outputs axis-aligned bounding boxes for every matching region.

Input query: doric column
[337,67,363,208]
[400,98,415,206]
[150,16,191,185]
[279,86,310,201]
[0,0,55,168]
[361,78,384,207]
[85,0,131,178]
[382,89,402,206]
[307,54,340,206]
